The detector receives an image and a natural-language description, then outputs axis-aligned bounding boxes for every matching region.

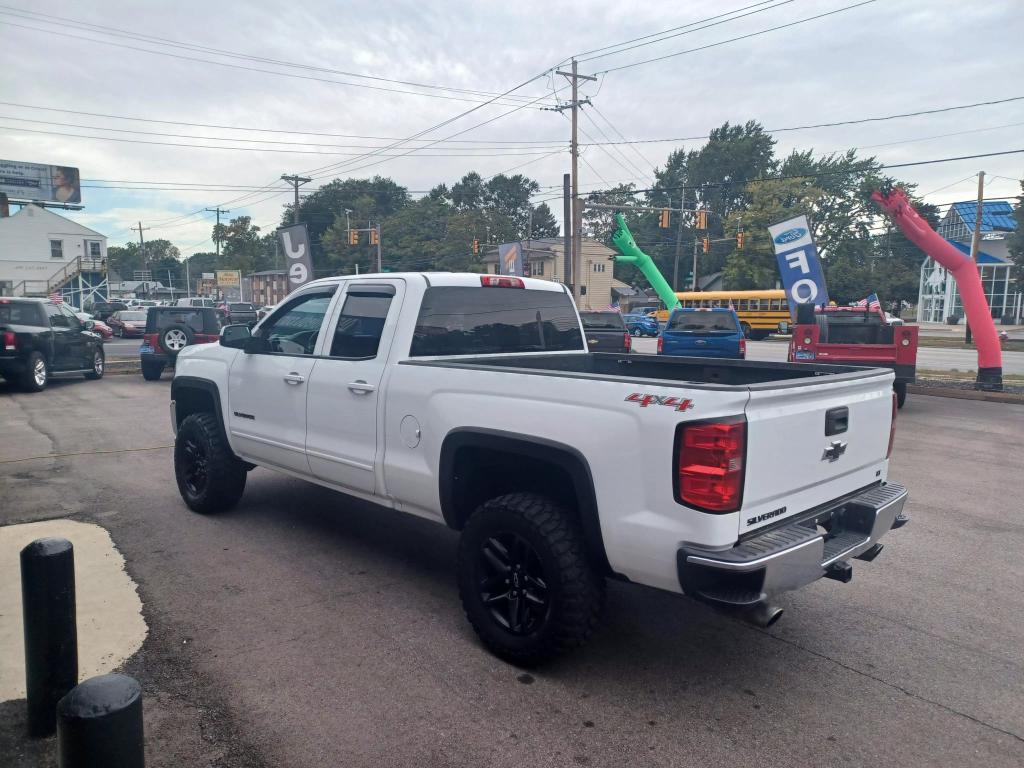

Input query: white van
[176,298,218,308]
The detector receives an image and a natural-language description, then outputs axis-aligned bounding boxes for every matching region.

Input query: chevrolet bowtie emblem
[822,440,848,462]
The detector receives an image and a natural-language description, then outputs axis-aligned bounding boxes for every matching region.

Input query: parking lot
[1,374,1022,767]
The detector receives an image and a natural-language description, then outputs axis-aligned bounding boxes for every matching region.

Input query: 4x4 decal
[625,393,694,412]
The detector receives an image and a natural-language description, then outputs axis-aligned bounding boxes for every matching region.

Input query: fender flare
[439,428,613,575]
[170,376,226,432]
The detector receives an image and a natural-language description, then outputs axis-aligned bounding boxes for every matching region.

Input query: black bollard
[21,537,78,738]
[57,674,145,768]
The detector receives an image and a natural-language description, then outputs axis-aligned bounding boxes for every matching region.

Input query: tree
[529,203,559,238]
[214,216,276,274]
[1008,180,1024,292]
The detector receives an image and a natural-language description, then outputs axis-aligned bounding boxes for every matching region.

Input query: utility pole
[691,238,699,291]
[281,174,312,225]
[130,222,150,292]
[205,207,231,256]
[965,170,985,344]
[554,60,595,301]
[562,173,572,288]
[375,223,382,272]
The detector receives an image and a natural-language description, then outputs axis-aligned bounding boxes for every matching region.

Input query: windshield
[579,312,626,330]
[121,312,147,321]
[668,311,739,333]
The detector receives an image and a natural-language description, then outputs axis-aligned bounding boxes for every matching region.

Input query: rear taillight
[657,335,664,354]
[480,275,524,288]
[738,336,746,358]
[887,391,898,458]
[675,418,746,513]
[623,332,631,352]
[3,330,16,351]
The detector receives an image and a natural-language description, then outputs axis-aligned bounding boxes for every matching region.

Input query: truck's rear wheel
[174,412,247,514]
[457,493,605,666]
[21,352,48,392]
[894,381,907,409]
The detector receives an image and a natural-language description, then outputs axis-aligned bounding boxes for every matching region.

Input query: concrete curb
[105,361,141,376]
[907,384,1024,404]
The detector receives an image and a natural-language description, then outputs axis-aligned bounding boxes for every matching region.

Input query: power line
[595,1,878,74]
[587,103,658,178]
[0,14,552,108]
[578,107,651,182]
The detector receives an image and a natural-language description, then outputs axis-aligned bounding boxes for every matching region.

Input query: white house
[0,204,107,298]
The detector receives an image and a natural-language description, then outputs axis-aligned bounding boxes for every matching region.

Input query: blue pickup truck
[657,307,746,359]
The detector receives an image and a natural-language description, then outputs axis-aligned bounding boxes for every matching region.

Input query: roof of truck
[304,272,568,292]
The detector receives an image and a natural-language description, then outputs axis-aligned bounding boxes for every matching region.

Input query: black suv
[140,306,222,381]
[0,298,105,392]
[89,300,128,321]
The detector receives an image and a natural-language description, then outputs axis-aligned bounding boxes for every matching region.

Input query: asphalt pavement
[1,376,1022,767]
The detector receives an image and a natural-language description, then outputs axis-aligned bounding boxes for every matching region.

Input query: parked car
[218,302,258,326]
[579,310,631,353]
[176,297,218,309]
[140,306,221,381]
[88,300,128,321]
[623,312,660,337]
[76,312,113,340]
[169,273,906,664]
[658,307,746,359]
[107,310,148,338]
[0,297,105,391]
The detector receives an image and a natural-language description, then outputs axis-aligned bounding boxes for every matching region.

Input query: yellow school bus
[646,290,791,339]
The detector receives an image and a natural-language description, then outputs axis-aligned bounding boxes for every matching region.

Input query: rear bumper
[678,483,908,608]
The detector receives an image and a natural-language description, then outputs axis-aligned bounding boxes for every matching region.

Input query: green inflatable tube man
[610,212,680,312]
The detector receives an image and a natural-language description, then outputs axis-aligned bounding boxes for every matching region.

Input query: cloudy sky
[2,0,1021,256]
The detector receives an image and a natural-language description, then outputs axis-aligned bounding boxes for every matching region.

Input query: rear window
[147,309,212,333]
[410,286,584,357]
[229,303,255,311]
[668,311,739,333]
[0,300,44,326]
[579,311,626,330]
[120,311,147,321]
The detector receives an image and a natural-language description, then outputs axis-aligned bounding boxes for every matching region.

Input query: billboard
[276,224,314,290]
[497,242,522,277]
[0,160,81,204]
[216,270,241,287]
[768,214,829,314]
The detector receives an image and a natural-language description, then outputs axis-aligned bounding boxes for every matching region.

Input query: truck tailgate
[739,370,894,535]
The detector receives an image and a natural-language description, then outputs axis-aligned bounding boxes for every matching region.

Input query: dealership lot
[1,377,1022,767]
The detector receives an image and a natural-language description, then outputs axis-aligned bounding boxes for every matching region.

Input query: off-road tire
[174,412,247,514]
[141,360,165,381]
[894,381,907,409]
[21,351,48,392]
[457,492,605,666]
[84,348,104,379]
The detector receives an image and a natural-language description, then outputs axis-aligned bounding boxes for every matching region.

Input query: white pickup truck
[170,273,908,664]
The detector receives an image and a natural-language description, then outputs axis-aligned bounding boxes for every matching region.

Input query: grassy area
[916,368,1024,384]
[915,337,1024,351]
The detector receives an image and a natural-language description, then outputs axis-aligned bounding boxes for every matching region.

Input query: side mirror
[84,320,96,331]
[220,324,252,349]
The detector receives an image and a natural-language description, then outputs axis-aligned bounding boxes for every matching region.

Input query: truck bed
[404,351,889,389]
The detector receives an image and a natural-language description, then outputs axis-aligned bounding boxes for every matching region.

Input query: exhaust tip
[744,603,784,628]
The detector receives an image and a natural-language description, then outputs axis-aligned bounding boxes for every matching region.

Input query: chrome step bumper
[678,483,908,607]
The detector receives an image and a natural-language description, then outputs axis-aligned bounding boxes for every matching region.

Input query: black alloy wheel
[478,532,550,635]
[180,435,209,498]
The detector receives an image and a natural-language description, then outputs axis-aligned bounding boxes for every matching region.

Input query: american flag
[852,293,881,312]
[48,291,63,304]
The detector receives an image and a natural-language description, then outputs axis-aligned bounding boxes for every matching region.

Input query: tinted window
[410,286,583,357]
[330,289,394,358]
[0,301,44,326]
[60,305,82,329]
[120,312,147,321]
[579,312,626,330]
[150,309,206,333]
[668,311,739,333]
[262,292,334,355]
[46,303,69,328]
[229,303,255,311]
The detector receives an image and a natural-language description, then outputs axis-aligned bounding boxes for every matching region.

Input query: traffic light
[702,236,710,254]
[348,229,359,246]
[659,208,670,228]
[369,228,379,246]
[695,209,707,230]
[472,238,480,255]
[736,231,745,250]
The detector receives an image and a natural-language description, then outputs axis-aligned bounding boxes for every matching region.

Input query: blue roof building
[918,199,1020,324]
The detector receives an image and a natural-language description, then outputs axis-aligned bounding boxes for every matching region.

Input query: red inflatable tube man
[871,188,1002,390]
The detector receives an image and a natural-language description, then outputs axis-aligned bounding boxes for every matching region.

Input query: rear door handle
[347,380,376,394]
[283,372,305,385]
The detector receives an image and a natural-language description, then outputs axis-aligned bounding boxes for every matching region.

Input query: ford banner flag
[277,223,314,290]
[768,214,829,314]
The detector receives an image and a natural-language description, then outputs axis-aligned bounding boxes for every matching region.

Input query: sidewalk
[915,321,1024,340]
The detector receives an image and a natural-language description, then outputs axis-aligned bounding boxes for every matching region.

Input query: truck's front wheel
[174,412,247,514]
[457,493,605,665]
